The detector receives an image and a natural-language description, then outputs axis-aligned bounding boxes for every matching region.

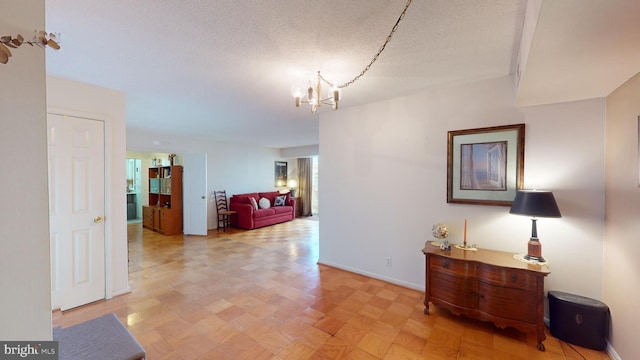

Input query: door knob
[201,196,206,199]
[93,216,103,223]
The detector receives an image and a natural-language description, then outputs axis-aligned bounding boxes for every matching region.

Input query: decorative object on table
[287,178,298,197]
[431,223,449,239]
[0,30,60,64]
[509,189,561,263]
[431,223,451,250]
[447,124,525,206]
[274,161,287,187]
[290,0,413,113]
[168,153,177,165]
[455,219,477,251]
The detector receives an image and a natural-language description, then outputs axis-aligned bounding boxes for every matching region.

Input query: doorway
[126,151,175,225]
[48,113,106,311]
[126,158,142,223]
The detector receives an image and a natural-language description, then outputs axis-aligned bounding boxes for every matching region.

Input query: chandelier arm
[336,0,412,89]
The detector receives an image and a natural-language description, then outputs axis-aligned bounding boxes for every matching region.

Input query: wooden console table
[422,241,550,351]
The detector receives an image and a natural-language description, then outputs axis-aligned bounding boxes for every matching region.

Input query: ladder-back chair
[214,190,236,232]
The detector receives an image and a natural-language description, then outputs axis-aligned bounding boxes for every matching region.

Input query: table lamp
[509,190,561,262]
[287,179,298,197]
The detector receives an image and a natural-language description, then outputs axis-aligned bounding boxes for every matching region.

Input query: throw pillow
[258,197,271,209]
[249,197,259,210]
[274,195,287,206]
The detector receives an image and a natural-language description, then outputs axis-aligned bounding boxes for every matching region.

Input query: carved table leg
[537,318,546,351]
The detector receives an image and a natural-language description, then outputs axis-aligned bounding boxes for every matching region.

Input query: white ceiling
[44,0,640,149]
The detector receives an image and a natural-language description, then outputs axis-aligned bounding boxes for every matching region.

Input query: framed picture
[275,161,288,187]
[447,124,525,206]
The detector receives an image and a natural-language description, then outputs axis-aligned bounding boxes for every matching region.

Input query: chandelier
[290,0,413,113]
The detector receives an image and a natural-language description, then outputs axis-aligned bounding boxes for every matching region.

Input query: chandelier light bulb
[290,84,305,98]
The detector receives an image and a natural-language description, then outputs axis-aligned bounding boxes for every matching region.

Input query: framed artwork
[275,161,288,187]
[447,124,525,206]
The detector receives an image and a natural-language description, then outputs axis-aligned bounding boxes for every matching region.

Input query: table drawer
[430,271,478,309]
[479,282,537,323]
[429,255,475,277]
[477,264,537,291]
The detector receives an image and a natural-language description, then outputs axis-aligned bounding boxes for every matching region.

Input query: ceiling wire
[318,0,413,89]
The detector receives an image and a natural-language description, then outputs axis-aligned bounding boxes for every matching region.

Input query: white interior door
[182,153,208,235]
[48,114,106,311]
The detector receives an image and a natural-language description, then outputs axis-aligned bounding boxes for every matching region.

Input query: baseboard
[110,287,131,298]
[317,259,423,291]
[607,342,622,360]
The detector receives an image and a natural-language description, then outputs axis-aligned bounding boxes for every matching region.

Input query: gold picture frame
[447,124,525,206]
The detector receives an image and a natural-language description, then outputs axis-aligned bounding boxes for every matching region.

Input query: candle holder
[455,219,477,251]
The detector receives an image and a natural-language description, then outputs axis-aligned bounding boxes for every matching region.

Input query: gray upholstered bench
[53,313,146,360]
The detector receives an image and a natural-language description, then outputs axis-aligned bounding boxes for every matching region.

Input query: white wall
[127,129,289,229]
[281,145,319,158]
[604,72,640,360]
[319,76,606,301]
[46,76,129,298]
[0,0,52,340]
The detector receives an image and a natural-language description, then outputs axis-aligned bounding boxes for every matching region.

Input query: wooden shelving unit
[142,165,183,235]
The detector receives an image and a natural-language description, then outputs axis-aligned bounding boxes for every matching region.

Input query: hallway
[53,220,609,359]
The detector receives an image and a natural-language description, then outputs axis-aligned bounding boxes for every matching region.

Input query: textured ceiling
[44,1,640,149]
[517,0,640,107]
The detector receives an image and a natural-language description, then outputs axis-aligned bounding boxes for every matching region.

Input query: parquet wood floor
[52,219,610,359]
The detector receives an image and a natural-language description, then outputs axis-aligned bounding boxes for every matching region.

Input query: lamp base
[524,254,546,263]
[514,253,549,266]
[525,238,545,263]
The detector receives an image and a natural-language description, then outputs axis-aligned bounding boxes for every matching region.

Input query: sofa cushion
[273,205,293,215]
[231,192,259,204]
[249,197,259,210]
[253,208,276,218]
[233,196,248,205]
[258,197,270,209]
[274,195,287,206]
[259,191,281,205]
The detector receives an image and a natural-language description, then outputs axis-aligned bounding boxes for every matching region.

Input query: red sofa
[229,191,296,229]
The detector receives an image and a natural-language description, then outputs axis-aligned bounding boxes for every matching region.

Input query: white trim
[317,259,423,291]
[606,342,621,360]
[47,107,114,302]
[111,287,131,298]
[103,114,113,300]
